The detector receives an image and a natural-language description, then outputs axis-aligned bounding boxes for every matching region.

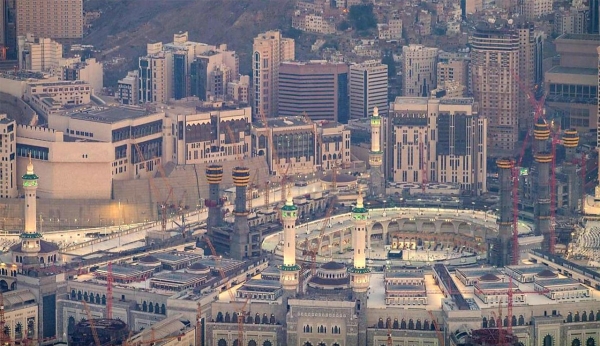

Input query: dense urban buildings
[386,97,487,195]
[17,34,62,72]
[15,0,83,39]
[252,30,295,119]
[349,60,388,120]
[278,61,349,123]
[401,44,438,97]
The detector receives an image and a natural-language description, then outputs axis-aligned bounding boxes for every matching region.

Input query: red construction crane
[133,142,173,233]
[82,300,101,346]
[299,196,337,290]
[0,293,5,345]
[549,128,561,254]
[427,310,445,346]
[106,261,113,319]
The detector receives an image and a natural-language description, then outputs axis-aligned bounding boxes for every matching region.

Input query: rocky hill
[83,0,297,85]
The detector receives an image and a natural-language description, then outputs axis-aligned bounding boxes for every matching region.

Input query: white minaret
[350,189,370,346]
[369,107,384,196]
[280,190,300,292]
[21,154,41,252]
[350,190,369,277]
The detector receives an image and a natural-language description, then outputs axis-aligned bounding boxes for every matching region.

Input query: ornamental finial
[356,188,364,209]
[373,106,379,117]
[27,151,34,175]
[286,187,293,206]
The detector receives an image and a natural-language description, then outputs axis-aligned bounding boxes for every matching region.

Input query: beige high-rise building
[520,0,553,20]
[402,45,438,97]
[387,97,487,195]
[437,53,469,89]
[471,21,539,157]
[0,114,17,198]
[16,0,83,39]
[252,30,295,119]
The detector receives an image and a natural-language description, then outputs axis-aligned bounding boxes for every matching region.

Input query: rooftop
[506,264,551,275]
[557,33,600,42]
[457,267,501,278]
[546,66,597,76]
[252,116,312,129]
[67,106,154,124]
[151,272,206,284]
[153,252,201,264]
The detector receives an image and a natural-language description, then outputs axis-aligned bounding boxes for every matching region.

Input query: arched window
[393,319,399,329]
[161,304,166,315]
[518,315,525,325]
[269,314,275,324]
[317,343,326,346]
[70,290,76,299]
[102,295,106,305]
[587,337,596,346]
[424,320,430,330]
[408,319,414,330]
[567,313,573,323]
[148,303,154,313]
[14,323,22,340]
[400,319,406,329]
[482,317,488,328]
[142,301,147,312]
[155,303,160,314]
[572,339,581,346]
[582,311,588,322]
[224,312,231,323]
[67,316,76,334]
[95,294,101,304]
[3,325,9,337]
[416,319,422,330]
[385,318,391,329]
[233,340,239,346]
[27,319,34,338]
[574,312,580,322]
[377,318,384,328]
[590,311,595,321]
[543,335,553,346]
[83,292,88,302]
[248,341,257,346]
[263,341,272,346]
[216,312,223,322]
[596,310,600,321]
[489,317,496,328]
[262,314,268,324]
[217,340,227,346]
[254,314,260,324]
[511,315,517,326]
[303,343,313,346]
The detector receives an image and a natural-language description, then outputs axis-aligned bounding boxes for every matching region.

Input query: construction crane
[82,300,102,346]
[427,311,445,346]
[0,293,5,346]
[133,142,173,233]
[202,236,250,345]
[511,161,520,265]
[299,195,337,291]
[419,133,427,194]
[106,261,113,319]
[581,153,587,214]
[549,127,561,254]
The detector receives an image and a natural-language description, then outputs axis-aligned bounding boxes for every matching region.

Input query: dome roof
[138,255,159,264]
[479,273,500,282]
[321,261,346,270]
[536,269,557,278]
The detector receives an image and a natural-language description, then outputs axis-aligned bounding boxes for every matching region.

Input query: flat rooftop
[68,106,152,123]
[252,116,312,129]
[386,284,427,292]
[385,270,424,279]
[546,66,598,76]
[393,97,429,105]
[153,252,201,263]
[535,277,580,288]
[96,264,152,277]
[506,264,551,275]
[151,272,206,284]
[456,267,501,278]
[557,33,600,42]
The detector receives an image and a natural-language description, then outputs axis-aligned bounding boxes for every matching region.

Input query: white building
[59,57,104,93]
[117,70,140,106]
[292,13,336,34]
[227,75,250,104]
[378,19,403,41]
[402,44,438,97]
[17,34,62,72]
[349,60,388,120]
[387,97,487,195]
[24,80,92,116]
[520,0,553,19]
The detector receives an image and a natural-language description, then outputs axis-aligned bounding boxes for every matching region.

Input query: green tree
[348,4,377,31]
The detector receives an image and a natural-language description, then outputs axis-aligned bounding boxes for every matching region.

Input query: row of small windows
[217,340,273,346]
[215,312,276,325]
[302,325,341,334]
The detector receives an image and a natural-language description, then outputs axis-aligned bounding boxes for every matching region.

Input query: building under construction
[460,329,520,346]
[68,319,129,346]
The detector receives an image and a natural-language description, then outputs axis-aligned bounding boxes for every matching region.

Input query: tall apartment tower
[350,190,370,346]
[280,191,300,297]
[0,0,5,48]
[402,44,438,97]
[470,21,520,157]
[252,30,295,119]
[15,0,83,39]
[349,60,388,120]
[278,61,349,123]
[0,114,17,198]
[369,107,384,196]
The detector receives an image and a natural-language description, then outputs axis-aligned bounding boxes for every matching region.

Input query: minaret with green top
[280,189,300,294]
[369,106,384,197]
[21,153,41,253]
[350,189,370,345]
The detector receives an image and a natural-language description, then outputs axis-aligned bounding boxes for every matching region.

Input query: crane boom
[106,261,113,319]
[82,300,101,346]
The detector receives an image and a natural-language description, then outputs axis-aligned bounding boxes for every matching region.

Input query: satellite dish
[508,19,514,25]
